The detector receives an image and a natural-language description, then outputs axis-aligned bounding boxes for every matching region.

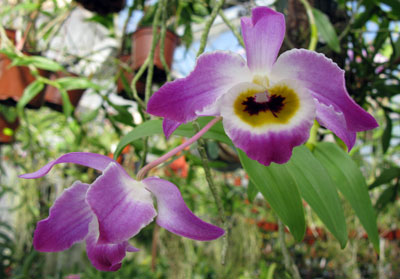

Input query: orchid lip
[233,83,300,128]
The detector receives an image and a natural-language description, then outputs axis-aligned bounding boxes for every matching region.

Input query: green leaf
[247,180,259,202]
[287,146,347,247]
[312,8,341,53]
[26,56,64,72]
[17,80,45,110]
[114,120,163,159]
[175,117,232,145]
[375,185,398,212]
[56,77,100,91]
[59,88,73,117]
[373,18,390,53]
[113,117,232,159]
[382,113,392,154]
[238,149,305,241]
[80,108,100,124]
[369,167,400,189]
[313,142,379,251]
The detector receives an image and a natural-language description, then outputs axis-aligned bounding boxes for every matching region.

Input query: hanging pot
[44,72,85,112]
[74,0,126,15]
[132,27,179,83]
[0,29,48,108]
[0,113,19,144]
[116,54,145,99]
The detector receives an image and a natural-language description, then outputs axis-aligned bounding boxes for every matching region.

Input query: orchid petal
[163,118,182,139]
[86,220,139,272]
[86,163,156,244]
[219,80,315,165]
[314,98,356,149]
[241,7,285,73]
[143,177,225,241]
[271,49,378,142]
[33,182,93,252]
[19,152,117,179]
[147,51,252,123]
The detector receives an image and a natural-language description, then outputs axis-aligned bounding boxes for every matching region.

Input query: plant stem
[193,120,228,264]
[219,10,244,48]
[159,0,172,82]
[300,0,317,51]
[194,0,228,264]
[137,117,222,180]
[118,4,135,56]
[305,120,320,150]
[196,0,226,57]
[278,219,302,279]
[144,0,162,104]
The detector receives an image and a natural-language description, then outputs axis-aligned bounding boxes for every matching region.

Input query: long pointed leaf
[287,146,347,248]
[313,142,379,251]
[238,149,305,241]
[114,117,232,159]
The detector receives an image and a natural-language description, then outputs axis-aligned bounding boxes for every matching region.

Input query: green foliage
[313,142,379,251]
[238,148,306,242]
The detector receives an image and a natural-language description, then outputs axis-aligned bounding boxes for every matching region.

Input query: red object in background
[117,54,145,99]
[75,0,126,15]
[0,29,48,108]
[132,27,179,83]
[165,155,189,178]
[108,145,131,165]
[44,72,85,111]
[0,114,19,144]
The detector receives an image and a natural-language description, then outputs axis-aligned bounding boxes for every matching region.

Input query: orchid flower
[147,6,378,166]
[19,153,224,272]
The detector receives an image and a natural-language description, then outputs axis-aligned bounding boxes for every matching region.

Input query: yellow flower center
[233,84,300,127]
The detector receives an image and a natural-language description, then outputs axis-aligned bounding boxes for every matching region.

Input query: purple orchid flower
[19,152,224,272]
[147,6,378,166]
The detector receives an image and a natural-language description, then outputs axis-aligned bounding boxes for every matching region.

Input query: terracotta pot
[132,27,179,83]
[0,114,19,144]
[44,72,85,112]
[117,54,145,99]
[0,29,48,108]
[75,0,126,15]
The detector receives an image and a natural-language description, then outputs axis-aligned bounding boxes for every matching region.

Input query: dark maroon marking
[242,94,285,117]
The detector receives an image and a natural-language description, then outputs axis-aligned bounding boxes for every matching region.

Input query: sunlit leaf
[287,146,347,247]
[313,142,379,251]
[238,149,305,241]
[312,8,341,53]
[369,167,400,189]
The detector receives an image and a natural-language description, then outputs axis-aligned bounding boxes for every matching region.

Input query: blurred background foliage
[0,0,399,278]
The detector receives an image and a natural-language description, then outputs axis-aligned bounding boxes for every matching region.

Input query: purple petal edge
[33,182,93,252]
[241,6,285,72]
[163,118,182,139]
[19,152,118,179]
[271,49,378,136]
[147,51,251,123]
[86,163,156,244]
[86,224,139,272]
[143,177,225,241]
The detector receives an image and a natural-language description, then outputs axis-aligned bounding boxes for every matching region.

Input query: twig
[278,219,302,279]
[193,0,228,264]
[219,10,244,48]
[159,0,172,82]
[299,0,317,51]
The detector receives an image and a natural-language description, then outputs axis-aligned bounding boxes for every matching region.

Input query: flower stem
[137,117,222,180]
[300,0,318,51]
[278,219,302,279]
[193,120,228,264]
[196,0,226,57]
[194,0,228,264]
[219,10,244,48]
